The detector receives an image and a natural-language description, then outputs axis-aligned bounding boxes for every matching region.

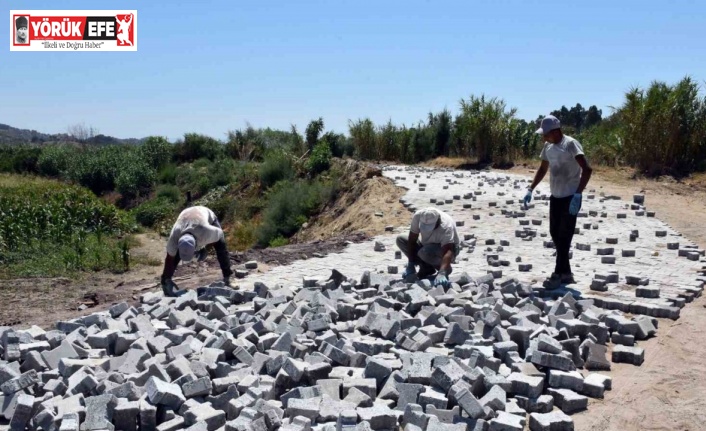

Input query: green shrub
[256,180,333,246]
[132,197,176,228]
[0,146,42,174]
[269,236,288,247]
[210,158,237,187]
[259,150,295,189]
[38,145,75,177]
[115,157,156,198]
[140,136,173,169]
[156,184,182,204]
[158,164,178,185]
[173,133,223,162]
[306,141,332,175]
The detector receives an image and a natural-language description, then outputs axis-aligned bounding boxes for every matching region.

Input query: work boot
[560,273,576,284]
[543,273,562,290]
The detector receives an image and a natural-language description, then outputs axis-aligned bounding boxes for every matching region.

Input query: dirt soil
[496,161,706,431]
[293,159,410,242]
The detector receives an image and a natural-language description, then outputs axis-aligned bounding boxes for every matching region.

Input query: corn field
[0,177,132,270]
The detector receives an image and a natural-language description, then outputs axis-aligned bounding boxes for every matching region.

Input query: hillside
[0,122,144,146]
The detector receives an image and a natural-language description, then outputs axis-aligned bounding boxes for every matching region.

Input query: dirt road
[499,163,706,431]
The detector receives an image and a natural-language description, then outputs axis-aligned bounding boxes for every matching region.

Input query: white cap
[535,115,561,134]
[418,208,440,233]
[177,234,196,262]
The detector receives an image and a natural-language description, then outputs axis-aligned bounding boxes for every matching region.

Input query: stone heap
[0,266,671,431]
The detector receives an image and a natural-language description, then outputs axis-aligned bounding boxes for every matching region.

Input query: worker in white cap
[524,115,593,288]
[396,207,460,287]
[160,206,233,296]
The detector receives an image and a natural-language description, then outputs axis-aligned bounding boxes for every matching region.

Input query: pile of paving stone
[0,266,672,431]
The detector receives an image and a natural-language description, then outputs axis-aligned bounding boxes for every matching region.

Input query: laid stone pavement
[242,165,705,319]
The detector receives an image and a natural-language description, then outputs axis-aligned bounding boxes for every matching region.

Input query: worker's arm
[575,155,593,194]
[408,231,420,262]
[439,243,455,273]
[529,160,549,191]
[161,254,177,282]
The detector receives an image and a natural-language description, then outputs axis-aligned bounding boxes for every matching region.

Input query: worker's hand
[402,261,416,278]
[434,271,449,288]
[523,189,533,209]
[569,193,583,216]
[161,278,182,297]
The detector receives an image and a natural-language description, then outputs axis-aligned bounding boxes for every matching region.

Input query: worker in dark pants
[161,206,233,296]
[524,115,593,289]
[397,207,460,288]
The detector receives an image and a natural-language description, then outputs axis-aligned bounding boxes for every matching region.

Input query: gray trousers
[396,233,456,270]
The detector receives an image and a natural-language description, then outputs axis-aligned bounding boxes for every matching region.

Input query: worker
[524,115,593,288]
[160,206,233,296]
[397,207,460,288]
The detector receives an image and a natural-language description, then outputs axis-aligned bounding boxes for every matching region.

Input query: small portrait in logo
[15,16,29,44]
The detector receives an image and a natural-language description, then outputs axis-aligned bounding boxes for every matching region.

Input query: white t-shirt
[166,206,223,257]
[540,135,585,198]
[410,209,460,248]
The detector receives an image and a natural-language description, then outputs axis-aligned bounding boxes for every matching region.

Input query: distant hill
[0,123,145,146]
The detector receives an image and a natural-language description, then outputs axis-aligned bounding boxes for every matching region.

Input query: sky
[2,0,705,141]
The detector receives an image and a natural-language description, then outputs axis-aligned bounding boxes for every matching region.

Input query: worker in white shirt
[160,206,233,296]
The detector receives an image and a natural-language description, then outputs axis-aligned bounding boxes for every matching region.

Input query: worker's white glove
[569,193,583,216]
[523,189,533,209]
[402,262,416,278]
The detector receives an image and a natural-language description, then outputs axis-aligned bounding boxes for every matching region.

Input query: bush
[616,76,706,176]
[269,236,288,247]
[173,133,223,163]
[115,156,156,198]
[158,164,178,185]
[38,145,75,177]
[132,197,176,228]
[140,136,173,169]
[306,141,332,175]
[0,146,42,174]
[259,150,295,189]
[256,180,333,247]
[210,158,237,187]
[156,184,182,204]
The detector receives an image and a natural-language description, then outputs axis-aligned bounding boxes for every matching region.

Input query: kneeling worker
[396,207,460,287]
[161,205,233,296]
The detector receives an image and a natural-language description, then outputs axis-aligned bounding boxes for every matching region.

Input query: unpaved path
[0,232,371,329]
[492,163,706,431]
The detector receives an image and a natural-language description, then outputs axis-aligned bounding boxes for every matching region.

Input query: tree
[67,123,97,142]
[585,105,603,128]
[305,118,324,152]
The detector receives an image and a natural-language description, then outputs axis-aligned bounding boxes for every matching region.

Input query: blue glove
[569,193,582,216]
[434,272,449,288]
[523,189,533,209]
[402,262,416,278]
